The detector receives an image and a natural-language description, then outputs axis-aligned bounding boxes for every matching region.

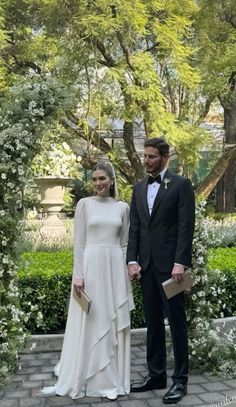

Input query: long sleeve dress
[43,196,134,400]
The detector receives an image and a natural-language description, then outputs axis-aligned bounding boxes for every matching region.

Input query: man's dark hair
[144,137,169,156]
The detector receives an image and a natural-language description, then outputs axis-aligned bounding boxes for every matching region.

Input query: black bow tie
[148,174,162,184]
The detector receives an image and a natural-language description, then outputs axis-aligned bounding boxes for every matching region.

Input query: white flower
[163,177,171,190]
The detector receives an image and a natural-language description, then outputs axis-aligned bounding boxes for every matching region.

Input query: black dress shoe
[131,375,167,392]
[162,383,187,404]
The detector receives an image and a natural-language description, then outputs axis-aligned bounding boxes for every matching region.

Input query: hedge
[208,247,236,317]
[18,251,145,333]
[18,248,236,334]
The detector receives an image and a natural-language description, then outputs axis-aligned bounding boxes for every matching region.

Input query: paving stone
[81,396,102,403]
[131,358,147,365]
[29,373,53,381]
[221,390,236,398]
[188,374,210,384]
[4,390,30,399]
[19,399,44,407]
[50,359,60,366]
[44,395,73,406]
[119,400,149,407]
[198,392,227,403]
[130,372,143,381]
[19,381,43,389]
[11,375,28,383]
[184,384,205,394]
[17,367,38,374]
[148,398,167,407]
[132,351,146,358]
[38,352,59,360]
[42,380,57,387]
[223,379,236,389]
[201,381,231,391]
[1,383,18,391]
[203,374,224,382]
[128,391,154,399]
[91,403,120,407]
[21,360,46,367]
[130,365,146,372]
[40,365,56,373]
[31,389,48,398]
[177,394,204,405]
[19,354,35,361]
[0,400,19,407]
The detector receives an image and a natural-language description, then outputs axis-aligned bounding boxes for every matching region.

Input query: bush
[208,247,236,317]
[18,246,236,334]
[18,252,73,333]
[18,251,145,333]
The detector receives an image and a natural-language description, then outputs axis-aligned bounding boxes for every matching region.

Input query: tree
[1,0,210,183]
[194,0,236,211]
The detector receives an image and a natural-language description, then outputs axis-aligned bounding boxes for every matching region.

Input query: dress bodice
[85,197,125,245]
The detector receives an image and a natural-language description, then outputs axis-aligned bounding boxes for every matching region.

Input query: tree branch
[116,32,134,71]
[194,97,214,126]
[94,38,116,67]
[61,116,136,183]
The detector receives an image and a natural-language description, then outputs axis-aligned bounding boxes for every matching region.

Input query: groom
[127,138,195,404]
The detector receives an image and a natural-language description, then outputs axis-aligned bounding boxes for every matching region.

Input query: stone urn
[35,176,71,236]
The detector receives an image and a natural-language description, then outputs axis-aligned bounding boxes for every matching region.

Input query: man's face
[144,146,169,176]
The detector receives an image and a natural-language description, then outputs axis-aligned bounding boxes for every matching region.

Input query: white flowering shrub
[0,73,67,385]
[186,201,236,377]
[203,216,236,248]
[31,134,78,178]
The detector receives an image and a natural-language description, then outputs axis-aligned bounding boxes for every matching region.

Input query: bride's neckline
[90,196,117,203]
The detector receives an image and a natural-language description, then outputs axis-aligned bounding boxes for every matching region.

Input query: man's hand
[128,263,141,281]
[171,264,185,284]
[74,277,84,297]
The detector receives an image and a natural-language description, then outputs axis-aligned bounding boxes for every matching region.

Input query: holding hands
[128,263,141,281]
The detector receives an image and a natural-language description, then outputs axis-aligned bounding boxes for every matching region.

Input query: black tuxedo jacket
[127,170,195,275]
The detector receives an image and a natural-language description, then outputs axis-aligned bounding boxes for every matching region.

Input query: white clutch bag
[73,288,92,314]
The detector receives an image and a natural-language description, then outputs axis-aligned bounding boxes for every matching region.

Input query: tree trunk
[216,77,236,212]
[216,157,236,212]
[195,146,236,199]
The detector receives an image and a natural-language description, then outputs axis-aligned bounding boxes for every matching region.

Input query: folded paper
[162,271,192,299]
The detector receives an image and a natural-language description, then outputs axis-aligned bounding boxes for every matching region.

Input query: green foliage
[0,73,67,386]
[17,251,145,333]
[0,0,208,177]
[208,247,236,317]
[17,243,236,333]
[130,281,145,329]
[18,252,72,333]
[208,247,236,272]
[186,202,236,377]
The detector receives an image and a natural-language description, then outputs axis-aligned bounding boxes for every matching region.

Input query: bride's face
[92,169,114,197]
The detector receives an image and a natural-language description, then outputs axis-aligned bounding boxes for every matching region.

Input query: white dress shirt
[147,168,167,215]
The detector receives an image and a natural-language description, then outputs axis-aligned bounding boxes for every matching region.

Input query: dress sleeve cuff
[74,276,84,284]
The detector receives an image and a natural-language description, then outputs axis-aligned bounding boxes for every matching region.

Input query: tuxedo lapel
[150,170,173,221]
[140,178,150,219]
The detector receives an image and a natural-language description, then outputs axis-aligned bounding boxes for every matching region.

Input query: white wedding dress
[42,196,134,399]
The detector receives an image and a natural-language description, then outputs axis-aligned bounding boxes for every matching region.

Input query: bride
[42,162,134,400]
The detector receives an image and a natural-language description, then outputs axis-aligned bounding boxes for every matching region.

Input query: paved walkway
[0,343,236,407]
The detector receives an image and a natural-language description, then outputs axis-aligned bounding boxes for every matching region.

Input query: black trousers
[140,260,188,384]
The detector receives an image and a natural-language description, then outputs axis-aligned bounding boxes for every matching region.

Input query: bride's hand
[74,278,84,297]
